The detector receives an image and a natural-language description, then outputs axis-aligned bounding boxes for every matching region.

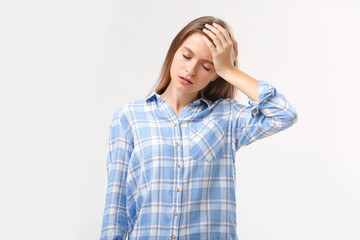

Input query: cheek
[171,55,183,70]
[202,72,217,82]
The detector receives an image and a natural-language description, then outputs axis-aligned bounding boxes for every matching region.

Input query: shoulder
[112,101,132,120]
[212,97,242,106]
[210,98,247,114]
[111,97,149,122]
[109,101,137,139]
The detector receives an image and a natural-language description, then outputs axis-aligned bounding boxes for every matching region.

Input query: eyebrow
[182,46,214,66]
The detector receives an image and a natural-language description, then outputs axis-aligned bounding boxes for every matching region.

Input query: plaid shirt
[100,80,298,240]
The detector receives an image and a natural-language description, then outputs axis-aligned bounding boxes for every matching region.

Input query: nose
[186,61,197,75]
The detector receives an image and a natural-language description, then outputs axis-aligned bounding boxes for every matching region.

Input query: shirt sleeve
[100,107,134,240]
[231,79,298,151]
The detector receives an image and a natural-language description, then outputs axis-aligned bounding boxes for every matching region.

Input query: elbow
[288,105,298,126]
[281,101,298,128]
[269,106,298,130]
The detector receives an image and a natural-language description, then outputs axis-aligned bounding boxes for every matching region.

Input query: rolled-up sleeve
[100,108,133,240]
[231,79,298,151]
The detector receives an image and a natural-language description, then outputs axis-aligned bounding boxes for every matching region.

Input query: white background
[1,0,359,239]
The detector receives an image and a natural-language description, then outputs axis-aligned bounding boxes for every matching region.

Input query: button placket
[175,162,181,193]
[172,120,182,239]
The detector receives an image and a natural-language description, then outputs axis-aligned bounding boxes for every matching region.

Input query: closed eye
[183,54,211,71]
[203,66,210,71]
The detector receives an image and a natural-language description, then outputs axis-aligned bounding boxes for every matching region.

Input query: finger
[204,23,226,48]
[231,36,238,58]
[213,23,233,47]
[201,34,216,55]
[202,27,222,49]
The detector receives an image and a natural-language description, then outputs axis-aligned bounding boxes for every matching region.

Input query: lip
[179,76,193,84]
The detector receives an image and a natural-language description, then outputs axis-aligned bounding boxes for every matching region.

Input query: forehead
[179,33,212,58]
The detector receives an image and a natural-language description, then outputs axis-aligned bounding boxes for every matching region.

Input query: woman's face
[169,32,218,95]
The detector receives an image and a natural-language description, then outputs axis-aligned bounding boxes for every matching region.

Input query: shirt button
[252,109,258,114]
[176,163,181,167]
[174,122,177,126]
[176,142,180,146]
[196,100,200,104]
[176,187,180,192]
[187,107,191,111]
[172,235,176,239]
[174,211,178,215]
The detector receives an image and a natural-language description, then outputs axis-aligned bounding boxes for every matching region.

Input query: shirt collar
[145,90,213,108]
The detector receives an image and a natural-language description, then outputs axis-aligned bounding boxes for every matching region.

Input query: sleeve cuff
[247,79,276,118]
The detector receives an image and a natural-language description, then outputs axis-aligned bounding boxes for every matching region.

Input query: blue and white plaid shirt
[100,79,298,240]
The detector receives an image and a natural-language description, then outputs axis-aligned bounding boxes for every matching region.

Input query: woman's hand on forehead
[201,22,238,78]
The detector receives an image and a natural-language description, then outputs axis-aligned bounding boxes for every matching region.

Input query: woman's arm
[100,108,133,239]
[230,79,298,151]
[221,67,260,102]
[201,23,259,101]
[202,23,298,150]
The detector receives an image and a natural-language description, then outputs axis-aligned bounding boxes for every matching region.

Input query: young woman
[100,16,297,240]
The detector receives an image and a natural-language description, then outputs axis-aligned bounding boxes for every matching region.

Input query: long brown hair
[147,16,239,101]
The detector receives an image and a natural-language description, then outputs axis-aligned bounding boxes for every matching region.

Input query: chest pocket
[188,118,227,162]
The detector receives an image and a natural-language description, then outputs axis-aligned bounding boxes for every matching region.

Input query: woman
[100,16,297,240]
